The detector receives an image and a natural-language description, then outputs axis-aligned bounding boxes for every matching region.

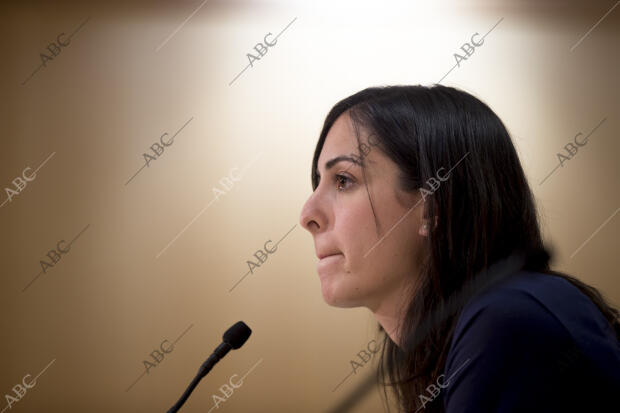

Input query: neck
[374,309,402,345]
[369,280,414,346]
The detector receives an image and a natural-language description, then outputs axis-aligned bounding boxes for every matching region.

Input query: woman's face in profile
[299,112,428,314]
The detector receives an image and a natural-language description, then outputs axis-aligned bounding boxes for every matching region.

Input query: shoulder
[451,270,615,345]
[440,270,620,412]
[446,271,574,373]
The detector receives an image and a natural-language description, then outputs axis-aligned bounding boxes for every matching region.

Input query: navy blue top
[441,270,620,412]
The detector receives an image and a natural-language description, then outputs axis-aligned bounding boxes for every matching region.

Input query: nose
[299,192,322,234]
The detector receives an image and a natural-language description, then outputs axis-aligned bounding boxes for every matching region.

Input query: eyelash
[335,174,353,191]
[316,173,353,191]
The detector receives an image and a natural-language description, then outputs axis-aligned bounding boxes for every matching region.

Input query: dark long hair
[309,84,620,413]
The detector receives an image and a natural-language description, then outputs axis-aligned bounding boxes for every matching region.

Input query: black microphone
[167,321,252,413]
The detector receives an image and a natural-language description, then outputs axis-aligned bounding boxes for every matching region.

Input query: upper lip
[317,250,342,259]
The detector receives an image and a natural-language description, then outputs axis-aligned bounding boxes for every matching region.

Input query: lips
[317,251,342,259]
[316,253,343,273]
[319,253,343,261]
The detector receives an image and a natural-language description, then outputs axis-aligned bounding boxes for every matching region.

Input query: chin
[320,281,362,308]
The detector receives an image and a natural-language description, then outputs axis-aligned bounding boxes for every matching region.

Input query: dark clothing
[442,270,620,412]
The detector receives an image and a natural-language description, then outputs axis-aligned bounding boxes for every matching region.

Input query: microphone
[167,321,252,413]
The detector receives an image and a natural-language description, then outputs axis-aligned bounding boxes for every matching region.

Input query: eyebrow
[315,155,361,176]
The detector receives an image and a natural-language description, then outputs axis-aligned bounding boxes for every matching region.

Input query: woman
[298,84,620,412]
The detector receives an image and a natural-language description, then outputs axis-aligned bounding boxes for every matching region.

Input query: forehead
[317,113,365,169]
[322,113,357,151]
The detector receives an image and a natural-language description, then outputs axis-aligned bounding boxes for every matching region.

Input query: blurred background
[0,0,618,411]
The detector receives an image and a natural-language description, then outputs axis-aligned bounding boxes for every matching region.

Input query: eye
[335,173,354,191]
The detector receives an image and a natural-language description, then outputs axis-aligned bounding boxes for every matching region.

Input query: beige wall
[0,0,618,412]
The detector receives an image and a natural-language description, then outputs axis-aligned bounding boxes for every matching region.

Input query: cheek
[335,201,376,266]
[345,205,421,293]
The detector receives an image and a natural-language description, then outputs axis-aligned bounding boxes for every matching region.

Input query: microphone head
[223,321,252,349]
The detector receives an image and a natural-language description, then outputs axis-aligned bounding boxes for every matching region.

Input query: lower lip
[317,254,343,269]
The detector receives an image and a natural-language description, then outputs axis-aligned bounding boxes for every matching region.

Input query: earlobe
[419,222,430,236]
